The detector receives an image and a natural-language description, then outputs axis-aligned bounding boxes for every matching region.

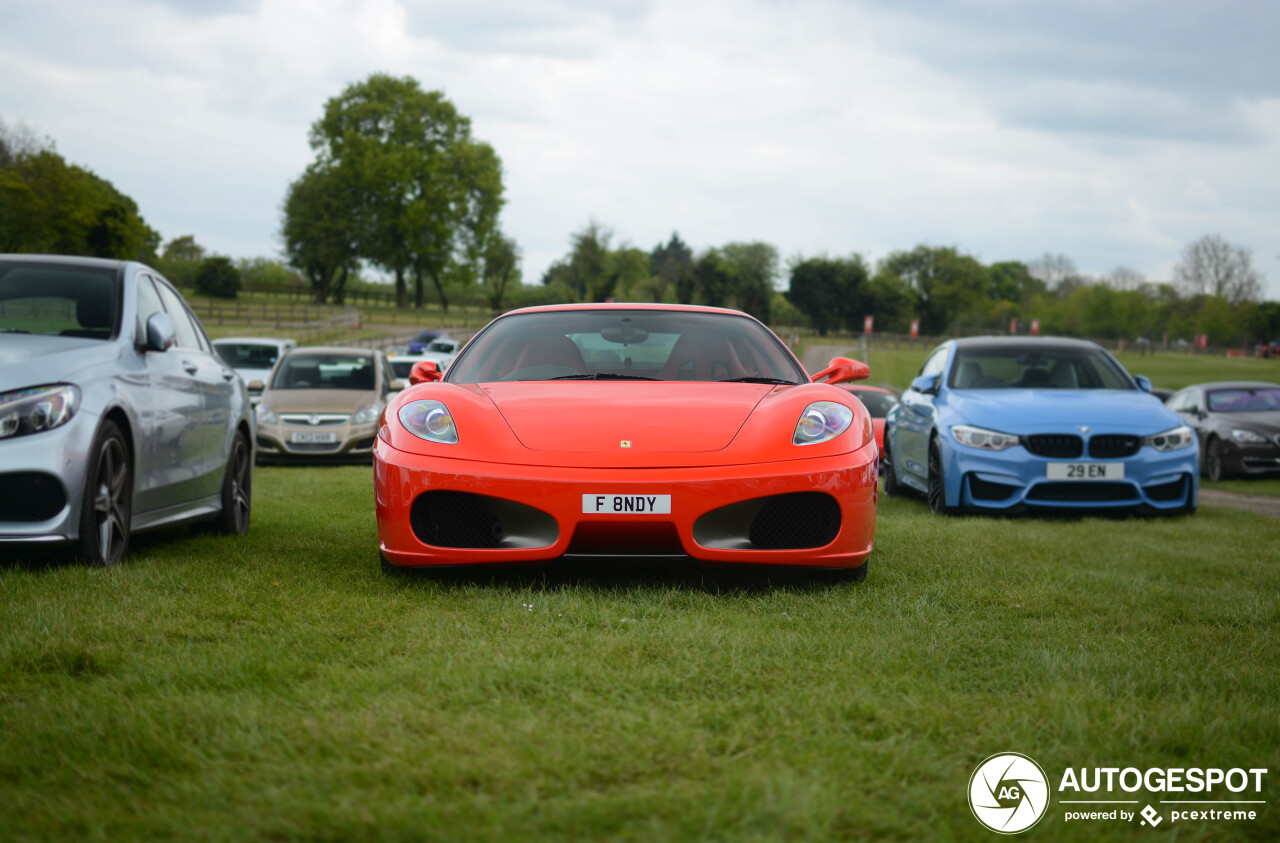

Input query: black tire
[926,436,951,515]
[882,432,905,497]
[213,430,252,535]
[1203,436,1226,482]
[77,420,131,567]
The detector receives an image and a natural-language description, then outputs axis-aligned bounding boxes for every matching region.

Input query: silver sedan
[0,254,254,565]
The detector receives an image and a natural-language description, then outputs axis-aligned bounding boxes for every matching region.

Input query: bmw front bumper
[941,440,1199,513]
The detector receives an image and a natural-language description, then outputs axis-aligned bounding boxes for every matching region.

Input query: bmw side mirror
[409,360,442,385]
[1134,375,1153,392]
[389,379,406,392]
[910,374,940,395]
[247,380,265,392]
[145,312,176,352]
[810,356,870,384]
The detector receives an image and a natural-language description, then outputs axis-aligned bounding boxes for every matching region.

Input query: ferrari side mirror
[810,356,870,385]
[409,360,442,385]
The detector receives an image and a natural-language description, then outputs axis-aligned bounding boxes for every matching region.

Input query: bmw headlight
[0,384,80,439]
[255,403,278,425]
[793,401,854,445]
[1230,428,1267,445]
[1144,425,1195,451]
[353,403,381,425]
[952,424,1020,451]
[399,399,459,444]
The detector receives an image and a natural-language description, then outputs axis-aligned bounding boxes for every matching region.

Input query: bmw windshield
[948,345,1134,390]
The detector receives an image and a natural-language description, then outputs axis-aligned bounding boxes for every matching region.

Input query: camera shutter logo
[968,752,1051,834]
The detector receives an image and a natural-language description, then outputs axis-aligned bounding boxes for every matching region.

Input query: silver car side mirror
[145,312,176,352]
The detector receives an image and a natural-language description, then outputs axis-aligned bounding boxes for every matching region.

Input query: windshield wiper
[1,329,30,334]
[548,373,659,381]
[717,376,799,385]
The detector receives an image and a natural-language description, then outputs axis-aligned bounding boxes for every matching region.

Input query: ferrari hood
[481,382,772,453]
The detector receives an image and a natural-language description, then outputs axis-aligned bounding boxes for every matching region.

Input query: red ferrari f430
[374,305,878,576]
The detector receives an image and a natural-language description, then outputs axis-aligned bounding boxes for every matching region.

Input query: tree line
[5,76,1279,347]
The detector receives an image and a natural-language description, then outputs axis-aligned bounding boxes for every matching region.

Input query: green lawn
[1,467,1276,841]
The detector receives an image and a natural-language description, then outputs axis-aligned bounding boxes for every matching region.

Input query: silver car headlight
[1230,428,1267,445]
[255,403,278,425]
[353,403,381,425]
[952,424,1020,451]
[793,401,853,445]
[0,384,81,439]
[1144,425,1195,451]
[399,400,458,444]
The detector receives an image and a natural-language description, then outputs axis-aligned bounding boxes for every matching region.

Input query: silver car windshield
[0,262,120,340]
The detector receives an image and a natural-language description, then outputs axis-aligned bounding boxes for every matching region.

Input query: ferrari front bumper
[374,439,878,569]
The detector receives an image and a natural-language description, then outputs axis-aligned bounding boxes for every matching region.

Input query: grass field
[1,466,1277,841]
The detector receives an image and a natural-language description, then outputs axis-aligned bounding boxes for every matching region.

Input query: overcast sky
[2,0,1278,297]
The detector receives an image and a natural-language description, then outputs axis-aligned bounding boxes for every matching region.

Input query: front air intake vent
[748,493,841,550]
[409,491,558,550]
[1024,435,1083,458]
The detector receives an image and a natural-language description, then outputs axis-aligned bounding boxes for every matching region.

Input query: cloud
[0,0,1275,297]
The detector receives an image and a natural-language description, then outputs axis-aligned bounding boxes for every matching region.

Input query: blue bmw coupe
[883,337,1198,515]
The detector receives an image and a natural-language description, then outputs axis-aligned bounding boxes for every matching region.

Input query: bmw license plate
[582,494,672,514]
[290,431,337,444]
[1046,462,1124,480]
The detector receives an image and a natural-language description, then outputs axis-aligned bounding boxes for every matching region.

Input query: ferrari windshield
[446,309,807,384]
[0,261,120,340]
[948,344,1134,390]
[1207,388,1280,412]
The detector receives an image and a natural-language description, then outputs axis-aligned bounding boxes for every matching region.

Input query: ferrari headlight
[1144,425,1194,451]
[793,401,853,445]
[0,384,80,439]
[951,424,1020,451]
[353,403,381,425]
[255,403,278,425]
[1230,428,1267,445]
[399,399,458,444]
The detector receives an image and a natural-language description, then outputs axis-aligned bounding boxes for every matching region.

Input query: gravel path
[1198,489,1280,517]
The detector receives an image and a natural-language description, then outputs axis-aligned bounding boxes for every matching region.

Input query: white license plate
[582,494,672,514]
[1046,462,1124,480]
[290,431,337,444]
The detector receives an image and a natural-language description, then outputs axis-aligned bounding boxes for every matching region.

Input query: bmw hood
[481,382,771,453]
[948,389,1183,435]
[0,334,113,393]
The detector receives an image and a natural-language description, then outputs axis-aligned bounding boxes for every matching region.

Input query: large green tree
[281,164,359,303]
[786,255,869,335]
[0,144,157,261]
[878,246,988,334]
[300,73,506,309]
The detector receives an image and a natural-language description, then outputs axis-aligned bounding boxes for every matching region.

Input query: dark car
[1166,381,1280,480]
[0,255,254,565]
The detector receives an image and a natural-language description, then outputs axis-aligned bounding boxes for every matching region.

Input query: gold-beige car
[251,347,402,463]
